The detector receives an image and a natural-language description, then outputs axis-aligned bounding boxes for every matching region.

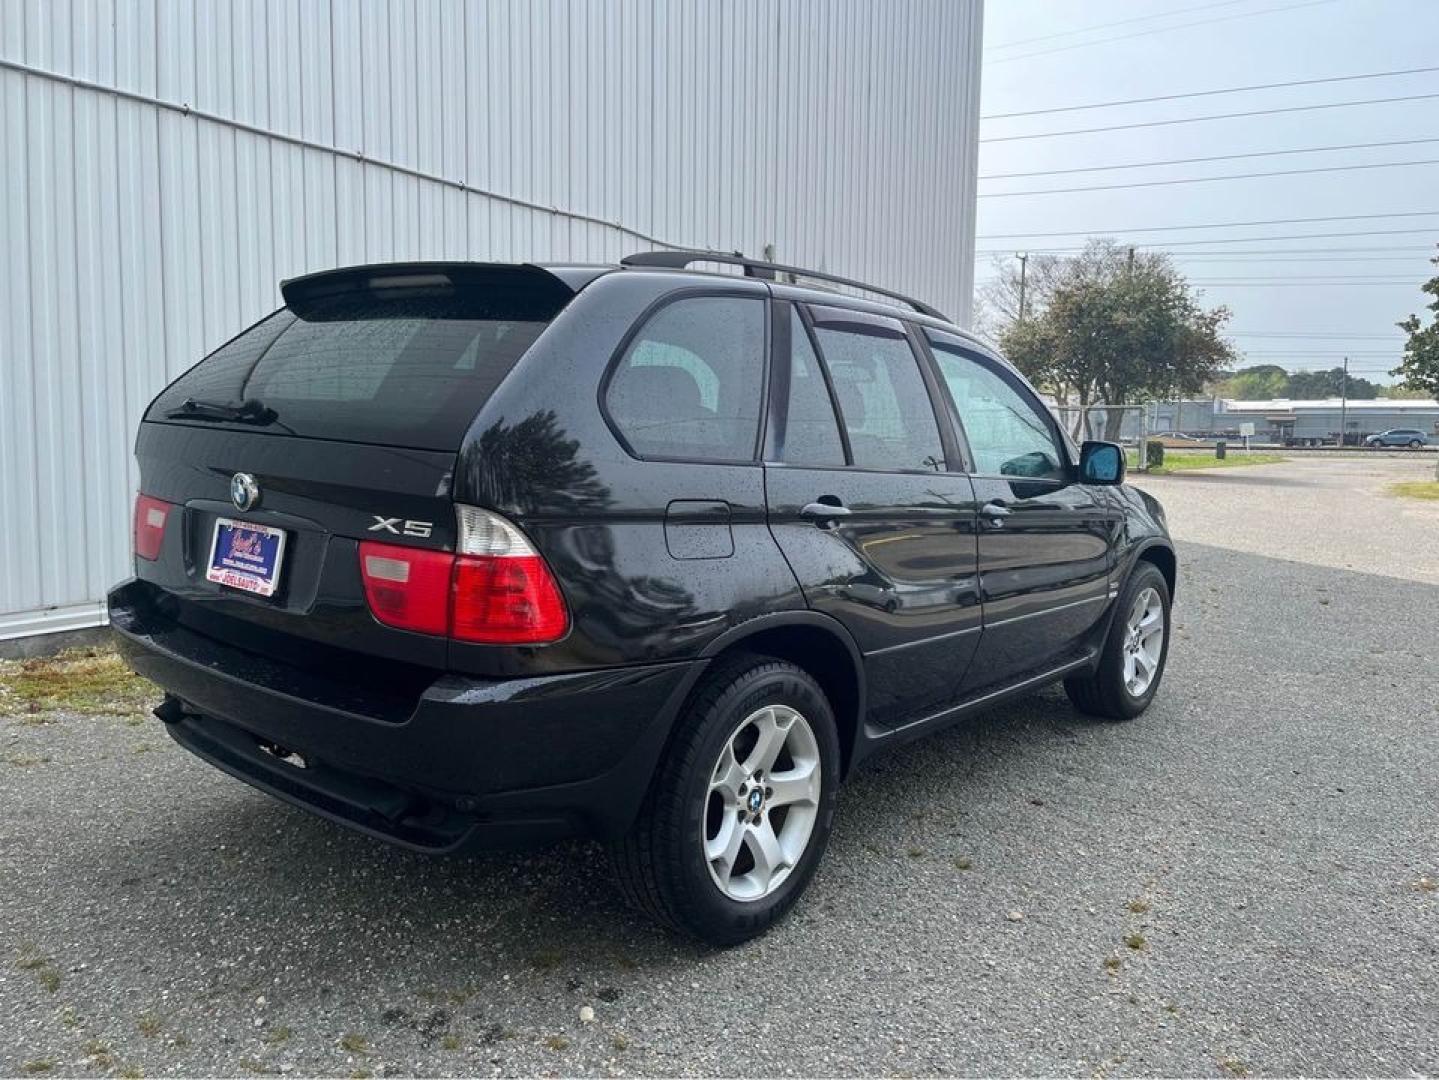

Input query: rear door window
[776,309,846,466]
[807,307,945,472]
[148,289,558,450]
[605,295,766,461]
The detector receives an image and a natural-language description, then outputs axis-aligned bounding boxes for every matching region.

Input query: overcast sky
[976,0,1439,384]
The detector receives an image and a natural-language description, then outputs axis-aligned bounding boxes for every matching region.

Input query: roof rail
[620,249,948,321]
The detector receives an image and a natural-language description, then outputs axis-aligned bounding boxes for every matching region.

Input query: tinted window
[778,311,845,466]
[811,316,943,471]
[929,339,1065,480]
[151,310,295,408]
[607,295,765,461]
[149,290,555,449]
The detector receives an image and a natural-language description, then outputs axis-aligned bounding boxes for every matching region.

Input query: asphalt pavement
[2,455,1436,1077]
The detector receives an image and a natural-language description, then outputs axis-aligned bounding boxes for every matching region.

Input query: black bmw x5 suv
[110,252,1175,944]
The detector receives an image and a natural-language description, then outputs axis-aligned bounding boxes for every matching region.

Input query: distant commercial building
[1101,398,1439,443]
[1218,399,1439,444]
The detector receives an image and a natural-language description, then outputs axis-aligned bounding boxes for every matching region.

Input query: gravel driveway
[2,456,1436,1077]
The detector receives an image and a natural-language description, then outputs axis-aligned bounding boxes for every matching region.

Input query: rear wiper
[166,397,281,426]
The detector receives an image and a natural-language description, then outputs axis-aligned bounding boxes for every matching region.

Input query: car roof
[279,259,1002,364]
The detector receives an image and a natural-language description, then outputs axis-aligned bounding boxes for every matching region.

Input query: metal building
[0,0,985,644]
[1220,399,1439,443]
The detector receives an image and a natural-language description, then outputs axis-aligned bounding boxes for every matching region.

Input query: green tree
[1219,364,1289,399]
[996,241,1236,439]
[1376,382,1433,399]
[1393,250,1439,399]
[1285,367,1378,399]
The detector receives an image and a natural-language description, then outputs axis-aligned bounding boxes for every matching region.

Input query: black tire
[1064,562,1171,721]
[610,653,840,945]
[1410,440,1424,449]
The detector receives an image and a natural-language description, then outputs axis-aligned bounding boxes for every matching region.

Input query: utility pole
[1339,356,1349,445]
[1127,246,1135,274]
[1016,252,1029,324]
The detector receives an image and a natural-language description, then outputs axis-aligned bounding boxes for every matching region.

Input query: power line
[1186,274,1425,281]
[984,248,1435,258]
[976,210,1439,239]
[978,137,1439,180]
[982,66,1439,119]
[1227,330,1405,338]
[984,157,1439,197]
[978,274,1421,287]
[1194,277,1419,281]
[1174,248,1435,255]
[980,158,1439,198]
[1190,281,1417,286]
[985,0,1250,51]
[1176,256,1432,263]
[1177,248,1437,255]
[976,228,1439,253]
[1187,275,1421,282]
[980,248,1437,259]
[987,0,1337,65]
[979,92,1439,143]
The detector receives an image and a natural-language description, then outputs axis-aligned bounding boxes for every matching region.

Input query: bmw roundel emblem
[230,472,260,511]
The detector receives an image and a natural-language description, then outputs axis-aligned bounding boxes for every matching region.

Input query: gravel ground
[2,456,1436,1077]
[1136,452,1439,584]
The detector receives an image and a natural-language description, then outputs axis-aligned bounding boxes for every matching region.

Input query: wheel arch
[1092,539,1177,657]
[699,612,867,779]
[1133,540,1177,602]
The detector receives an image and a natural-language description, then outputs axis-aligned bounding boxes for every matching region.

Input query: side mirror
[1079,441,1126,485]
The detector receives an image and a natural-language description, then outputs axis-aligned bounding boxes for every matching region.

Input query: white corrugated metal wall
[0,0,983,641]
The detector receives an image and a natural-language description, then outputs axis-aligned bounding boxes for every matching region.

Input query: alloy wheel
[703,704,821,902]
[1121,586,1165,698]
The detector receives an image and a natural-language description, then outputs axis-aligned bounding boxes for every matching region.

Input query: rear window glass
[148,290,556,449]
[605,295,766,461]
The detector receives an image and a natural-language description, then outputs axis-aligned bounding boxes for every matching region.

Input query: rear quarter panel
[450,272,807,678]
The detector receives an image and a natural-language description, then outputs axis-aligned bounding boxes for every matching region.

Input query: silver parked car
[1364,428,1431,448]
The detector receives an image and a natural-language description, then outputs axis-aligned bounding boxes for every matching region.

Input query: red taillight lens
[357,508,569,645]
[358,541,453,635]
[451,554,569,644]
[133,494,173,561]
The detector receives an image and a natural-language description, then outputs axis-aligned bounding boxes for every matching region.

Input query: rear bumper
[108,579,702,852]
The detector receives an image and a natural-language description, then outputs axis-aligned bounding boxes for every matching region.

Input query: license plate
[206,518,287,597]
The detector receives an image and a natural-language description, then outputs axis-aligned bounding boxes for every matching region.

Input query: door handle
[800,500,852,523]
[980,500,1012,528]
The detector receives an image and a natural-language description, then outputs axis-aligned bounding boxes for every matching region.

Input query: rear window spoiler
[280,262,585,317]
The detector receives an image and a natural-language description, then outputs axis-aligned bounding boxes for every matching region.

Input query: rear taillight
[450,505,569,645]
[358,506,568,645]
[133,494,173,561]
[358,542,453,636]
